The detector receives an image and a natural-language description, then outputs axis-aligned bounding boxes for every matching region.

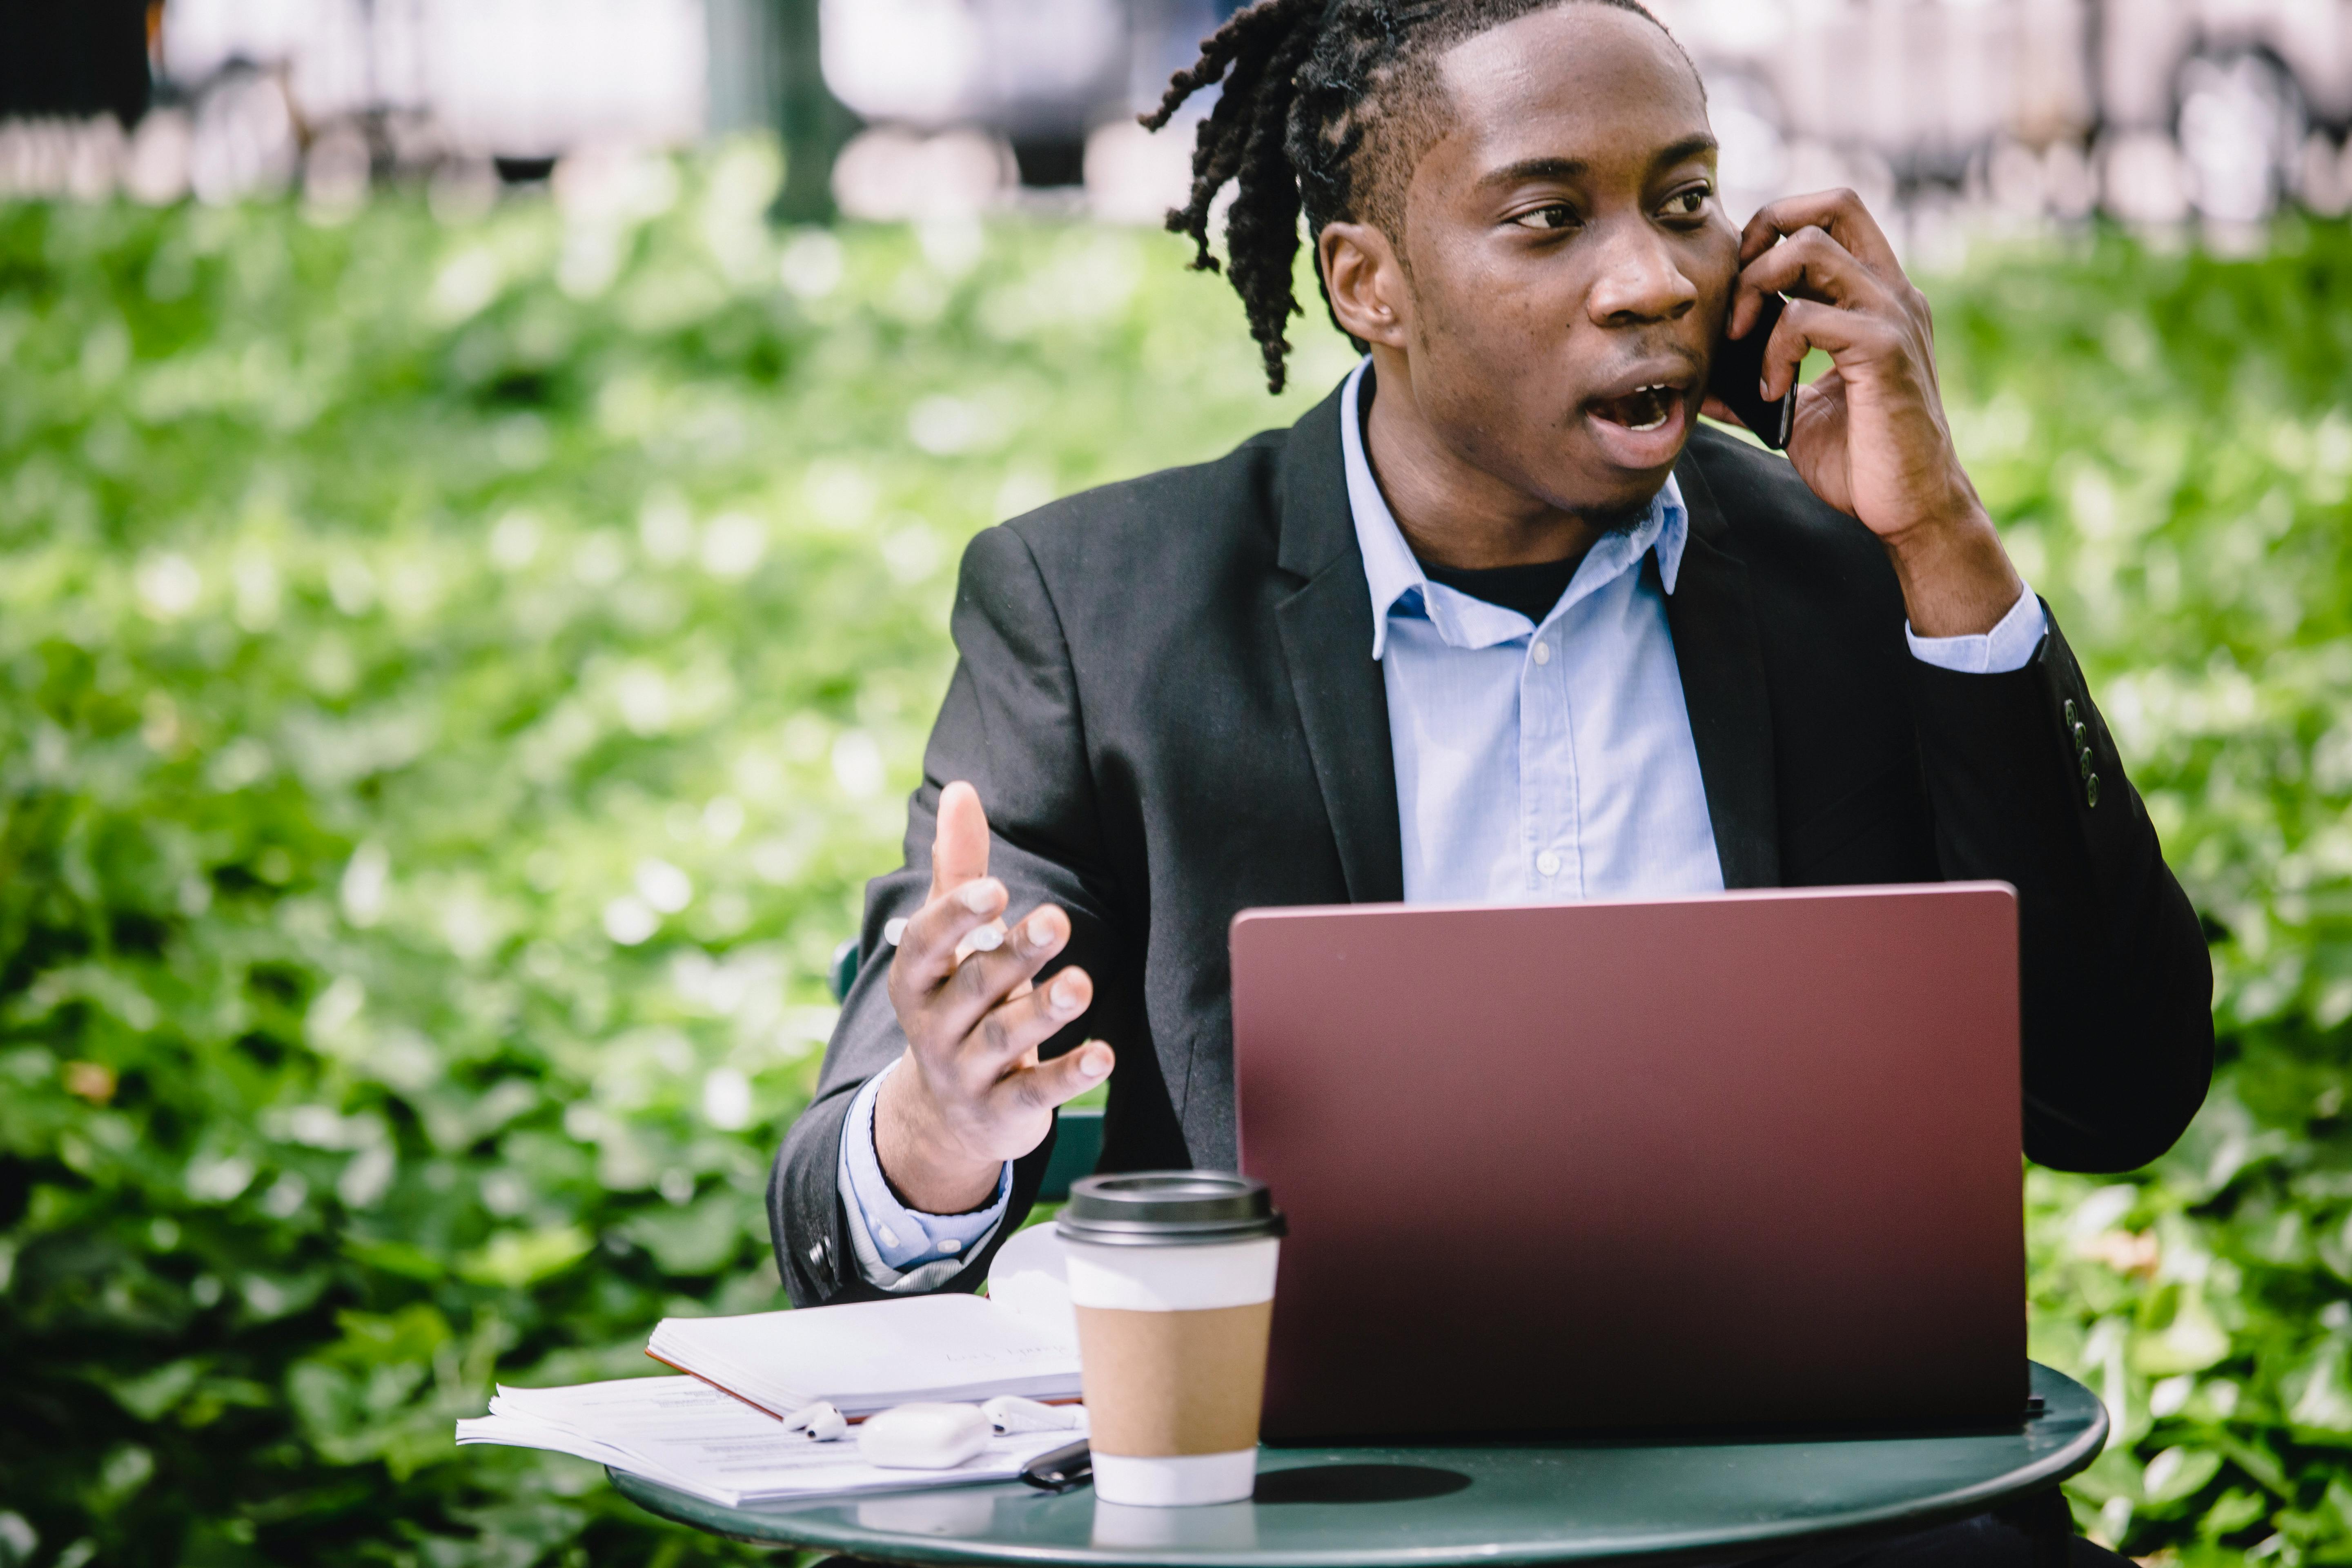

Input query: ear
[1319,220,1410,349]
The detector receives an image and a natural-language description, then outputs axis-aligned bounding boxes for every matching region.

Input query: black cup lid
[1056,1171,1285,1247]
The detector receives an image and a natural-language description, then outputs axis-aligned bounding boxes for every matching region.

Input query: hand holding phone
[1717,188,2023,638]
[1705,290,1796,450]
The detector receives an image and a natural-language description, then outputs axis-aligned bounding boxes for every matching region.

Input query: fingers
[1759,297,1901,402]
[936,902,1074,1043]
[1756,297,1813,403]
[899,780,1005,992]
[893,871,1008,994]
[1008,1039,1116,1114]
[953,918,1010,964]
[1736,226,1881,326]
[1740,187,1900,275]
[927,781,991,903]
[960,964,1096,1083]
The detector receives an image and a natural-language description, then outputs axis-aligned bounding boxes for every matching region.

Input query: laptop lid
[1231,883,2023,1442]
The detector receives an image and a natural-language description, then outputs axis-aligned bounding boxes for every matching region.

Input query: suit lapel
[1666,450,1782,889]
[1274,385,1405,906]
[1275,564,1403,904]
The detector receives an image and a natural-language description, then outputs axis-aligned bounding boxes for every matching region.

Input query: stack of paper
[645,1291,1080,1418]
[456,1377,1076,1508]
[461,1229,1087,1504]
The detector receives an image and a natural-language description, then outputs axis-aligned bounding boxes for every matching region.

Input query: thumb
[1016,1040,1115,1112]
[929,780,991,901]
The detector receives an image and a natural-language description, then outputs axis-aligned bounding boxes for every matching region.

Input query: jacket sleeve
[1908,604,2214,1172]
[768,523,1126,1306]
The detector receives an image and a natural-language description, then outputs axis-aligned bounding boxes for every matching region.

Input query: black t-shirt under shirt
[1417,557,1578,625]
[1356,365,1580,625]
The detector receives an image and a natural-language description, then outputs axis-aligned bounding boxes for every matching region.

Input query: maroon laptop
[1230,883,2025,1443]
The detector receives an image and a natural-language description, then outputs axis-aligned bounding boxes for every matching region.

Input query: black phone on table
[1019,1440,1091,1492]
[1706,290,1797,450]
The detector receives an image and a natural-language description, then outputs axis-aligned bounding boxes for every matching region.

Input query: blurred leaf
[456,1228,594,1291]
[110,1359,206,1423]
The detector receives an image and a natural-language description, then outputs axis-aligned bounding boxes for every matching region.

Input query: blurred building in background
[1655,0,2352,239]
[0,0,2348,242]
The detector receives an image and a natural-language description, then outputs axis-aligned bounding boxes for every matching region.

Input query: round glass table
[613,1362,2104,1568]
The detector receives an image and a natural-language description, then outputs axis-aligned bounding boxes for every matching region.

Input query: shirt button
[1531,641,1552,666]
[939,1237,962,1253]
[1536,851,1562,877]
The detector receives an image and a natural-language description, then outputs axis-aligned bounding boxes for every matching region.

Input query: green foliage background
[0,140,2344,1565]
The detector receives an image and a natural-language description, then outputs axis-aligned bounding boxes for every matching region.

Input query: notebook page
[648,1292,1080,1412]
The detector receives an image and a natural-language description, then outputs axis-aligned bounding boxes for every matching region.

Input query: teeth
[1625,385,1674,431]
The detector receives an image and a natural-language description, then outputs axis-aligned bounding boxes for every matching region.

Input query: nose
[1584,218,1699,328]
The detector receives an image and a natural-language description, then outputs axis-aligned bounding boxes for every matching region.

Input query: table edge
[613,1362,2109,1568]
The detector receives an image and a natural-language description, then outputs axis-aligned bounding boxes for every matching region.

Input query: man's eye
[1661,185,1712,218]
[1512,203,1578,232]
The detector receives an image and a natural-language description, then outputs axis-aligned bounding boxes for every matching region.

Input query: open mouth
[1590,383,1684,432]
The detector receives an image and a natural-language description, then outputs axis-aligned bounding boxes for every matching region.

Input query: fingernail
[958,881,996,913]
[1050,977,1080,1013]
[1079,1045,1109,1078]
[967,924,1003,953]
[1026,913,1054,947]
[882,918,907,947]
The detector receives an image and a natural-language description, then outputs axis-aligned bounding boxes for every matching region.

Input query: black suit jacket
[768,382,2214,1307]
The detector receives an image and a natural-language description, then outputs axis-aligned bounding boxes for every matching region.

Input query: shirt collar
[1340,357,1687,659]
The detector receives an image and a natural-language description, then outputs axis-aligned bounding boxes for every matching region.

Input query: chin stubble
[1575,502,1650,539]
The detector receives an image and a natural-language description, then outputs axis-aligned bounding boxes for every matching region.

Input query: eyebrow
[1651,134,1721,170]
[1479,156,1587,190]
[1477,135,1721,192]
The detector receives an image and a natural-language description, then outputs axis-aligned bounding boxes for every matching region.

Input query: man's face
[1394,4,1737,520]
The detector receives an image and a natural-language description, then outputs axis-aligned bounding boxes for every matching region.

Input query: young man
[773,2,2210,1551]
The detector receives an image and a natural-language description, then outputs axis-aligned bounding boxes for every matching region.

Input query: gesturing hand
[1706,189,2023,639]
[873,780,1114,1216]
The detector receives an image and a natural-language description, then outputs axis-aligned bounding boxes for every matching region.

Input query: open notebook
[646,1230,1079,1418]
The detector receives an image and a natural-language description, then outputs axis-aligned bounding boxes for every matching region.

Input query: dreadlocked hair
[1141,0,1673,393]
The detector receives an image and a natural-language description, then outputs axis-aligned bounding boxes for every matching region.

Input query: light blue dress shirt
[837,1061,1013,1292]
[839,359,2050,1286]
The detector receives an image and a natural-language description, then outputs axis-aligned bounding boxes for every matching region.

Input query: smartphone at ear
[1706,291,1797,450]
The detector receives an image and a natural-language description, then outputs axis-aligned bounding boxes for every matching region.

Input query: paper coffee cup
[1058,1172,1285,1508]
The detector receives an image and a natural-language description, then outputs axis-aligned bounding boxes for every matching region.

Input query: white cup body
[1062,1235,1280,1507]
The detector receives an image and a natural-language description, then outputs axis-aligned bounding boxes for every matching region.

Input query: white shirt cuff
[1905,583,2046,675]
[836,1060,1012,1293]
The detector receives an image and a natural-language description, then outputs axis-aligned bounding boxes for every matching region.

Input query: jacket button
[2072,721,2088,749]
[2064,699,2079,727]
[808,1241,826,1266]
[2087,773,2101,808]
[2079,748,2094,780]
